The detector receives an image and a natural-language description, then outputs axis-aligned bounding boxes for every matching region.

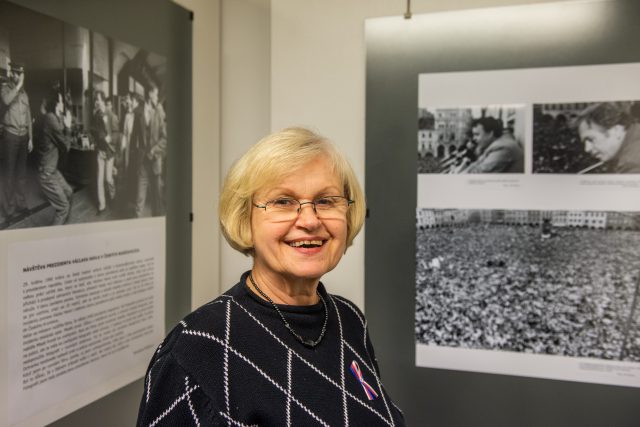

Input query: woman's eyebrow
[264,186,342,197]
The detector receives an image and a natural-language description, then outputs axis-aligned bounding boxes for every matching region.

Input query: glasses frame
[253,195,354,218]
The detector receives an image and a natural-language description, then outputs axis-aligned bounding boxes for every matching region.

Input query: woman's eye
[271,198,296,207]
[315,197,335,207]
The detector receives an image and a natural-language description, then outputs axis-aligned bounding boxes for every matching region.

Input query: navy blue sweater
[137,272,405,426]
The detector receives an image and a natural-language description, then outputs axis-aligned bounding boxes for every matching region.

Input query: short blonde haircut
[219,127,366,255]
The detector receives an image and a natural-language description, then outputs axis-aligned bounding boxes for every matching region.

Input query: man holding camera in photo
[1,61,32,221]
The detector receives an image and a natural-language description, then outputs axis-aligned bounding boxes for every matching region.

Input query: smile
[288,240,325,248]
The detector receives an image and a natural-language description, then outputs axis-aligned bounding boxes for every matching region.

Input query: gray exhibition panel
[365,1,640,426]
[4,0,192,425]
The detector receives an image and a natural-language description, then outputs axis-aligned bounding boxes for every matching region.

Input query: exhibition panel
[365,1,640,426]
[0,1,192,426]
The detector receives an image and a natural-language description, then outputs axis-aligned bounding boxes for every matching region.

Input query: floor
[0,160,152,230]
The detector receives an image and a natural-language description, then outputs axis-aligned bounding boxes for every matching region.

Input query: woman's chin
[282,264,335,282]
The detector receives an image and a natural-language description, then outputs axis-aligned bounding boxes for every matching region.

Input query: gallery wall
[173,0,270,302]
[267,0,564,309]
[4,0,628,425]
[218,0,271,291]
[172,0,221,309]
[181,0,568,311]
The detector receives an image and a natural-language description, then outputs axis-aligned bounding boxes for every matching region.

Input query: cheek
[593,137,611,154]
[329,220,349,245]
[252,220,288,247]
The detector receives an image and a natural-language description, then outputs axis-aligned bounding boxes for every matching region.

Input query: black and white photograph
[0,2,167,230]
[417,105,525,174]
[533,101,640,174]
[415,208,640,362]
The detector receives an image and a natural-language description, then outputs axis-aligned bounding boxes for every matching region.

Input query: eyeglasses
[253,196,353,221]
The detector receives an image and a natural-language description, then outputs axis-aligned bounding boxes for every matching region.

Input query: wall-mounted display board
[0,1,192,426]
[415,63,640,388]
[365,1,640,426]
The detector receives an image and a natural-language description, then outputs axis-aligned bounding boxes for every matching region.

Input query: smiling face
[250,155,348,285]
[578,121,626,163]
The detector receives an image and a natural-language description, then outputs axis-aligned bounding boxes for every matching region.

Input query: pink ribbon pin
[349,361,378,400]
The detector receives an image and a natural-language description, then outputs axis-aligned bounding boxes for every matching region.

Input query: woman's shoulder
[180,297,231,330]
[148,305,222,373]
[151,284,242,359]
[326,292,368,330]
[138,303,229,426]
[139,284,249,420]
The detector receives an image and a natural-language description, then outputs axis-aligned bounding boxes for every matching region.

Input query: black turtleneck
[137,271,405,426]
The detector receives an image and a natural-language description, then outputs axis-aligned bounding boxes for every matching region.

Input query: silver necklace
[248,272,328,348]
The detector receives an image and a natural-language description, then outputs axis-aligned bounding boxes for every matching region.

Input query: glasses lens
[315,197,349,219]
[265,198,299,221]
[262,196,351,220]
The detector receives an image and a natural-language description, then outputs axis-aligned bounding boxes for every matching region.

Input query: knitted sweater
[137,272,405,426]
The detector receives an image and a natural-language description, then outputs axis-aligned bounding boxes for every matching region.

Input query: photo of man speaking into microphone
[533,100,640,174]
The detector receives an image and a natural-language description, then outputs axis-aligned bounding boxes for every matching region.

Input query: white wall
[174,0,577,310]
[170,0,221,308]
[219,0,271,291]
[171,0,272,304]
[269,0,568,309]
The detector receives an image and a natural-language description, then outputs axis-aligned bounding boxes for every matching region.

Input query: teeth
[289,240,323,247]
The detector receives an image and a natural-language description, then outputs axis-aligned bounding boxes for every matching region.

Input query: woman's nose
[295,203,322,228]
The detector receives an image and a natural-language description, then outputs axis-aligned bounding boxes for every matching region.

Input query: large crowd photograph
[533,100,640,174]
[0,2,167,230]
[415,208,640,363]
[417,104,525,174]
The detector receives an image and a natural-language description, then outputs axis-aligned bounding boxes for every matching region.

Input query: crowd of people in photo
[91,84,167,219]
[0,60,166,227]
[415,223,640,362]
[417,151,444,174]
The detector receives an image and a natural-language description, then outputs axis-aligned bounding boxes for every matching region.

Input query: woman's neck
[247,268,320,306]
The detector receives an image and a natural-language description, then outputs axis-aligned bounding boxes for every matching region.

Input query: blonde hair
[219,127,366,255]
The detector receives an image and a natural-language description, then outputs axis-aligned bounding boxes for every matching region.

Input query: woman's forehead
[256,174,343,195]
[255,170,343,199]
[260,183,342,197]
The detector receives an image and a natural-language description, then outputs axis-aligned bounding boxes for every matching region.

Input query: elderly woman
[137,128,405,426]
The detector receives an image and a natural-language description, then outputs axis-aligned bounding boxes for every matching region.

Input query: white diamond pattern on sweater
[137,276,405,426]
